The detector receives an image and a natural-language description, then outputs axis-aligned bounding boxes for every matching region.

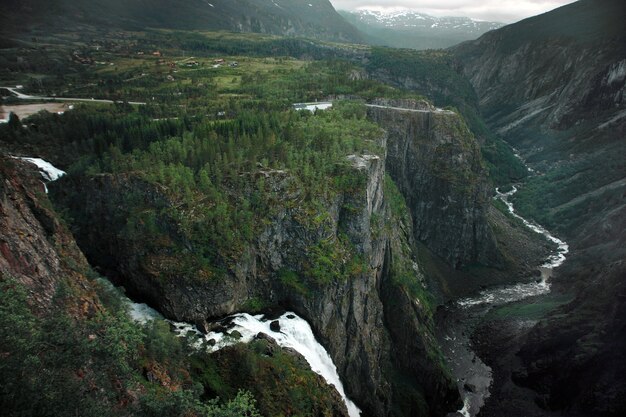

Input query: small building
[152,51,162,57]
[293,102,333,112]
[213,58,225,64]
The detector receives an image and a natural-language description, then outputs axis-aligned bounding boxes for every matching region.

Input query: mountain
[0,0,363,43]
[453,0,626,415]
[340,9,503,49]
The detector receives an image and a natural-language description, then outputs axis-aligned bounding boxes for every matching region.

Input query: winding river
[439,186,569,417]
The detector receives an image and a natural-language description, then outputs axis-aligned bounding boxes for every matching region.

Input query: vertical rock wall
[367,102,499,268]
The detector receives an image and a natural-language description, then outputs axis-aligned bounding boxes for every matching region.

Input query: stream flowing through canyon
[439,186,569,417]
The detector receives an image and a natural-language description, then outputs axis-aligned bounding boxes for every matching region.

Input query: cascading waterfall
[188,312,361,417]
[123,299,361,417]
[11,156,66,193]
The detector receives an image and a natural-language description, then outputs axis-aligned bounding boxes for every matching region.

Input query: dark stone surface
[269,320,280,332]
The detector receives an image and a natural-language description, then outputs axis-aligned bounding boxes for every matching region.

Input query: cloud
[330,0,578,23]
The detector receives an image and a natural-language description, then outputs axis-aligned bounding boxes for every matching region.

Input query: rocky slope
[0,155,98,315]
[0,154,352,416]
[452,0,626,414]
[2,91,553,416]
[49,98,555,415]
[453,0,626,135]
[0,0,363,43]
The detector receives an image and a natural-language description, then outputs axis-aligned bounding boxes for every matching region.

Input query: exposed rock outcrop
[452,0,626,134]
[451,1,626,415]
[367,99,500,269]
[0,155,98,315]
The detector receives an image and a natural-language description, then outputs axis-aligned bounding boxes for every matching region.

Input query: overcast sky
[330,0,578,23]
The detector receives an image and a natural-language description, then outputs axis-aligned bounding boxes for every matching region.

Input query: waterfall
[21,153,361,416]
[13,157,66,181]
[12,156,66,193]
[172,312,362,417]
[116,293,361,416]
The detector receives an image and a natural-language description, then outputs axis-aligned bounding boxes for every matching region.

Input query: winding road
[365,103,455,114]
[1,86,146,105]
[293,101,456,115]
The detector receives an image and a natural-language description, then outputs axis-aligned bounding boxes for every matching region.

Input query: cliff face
[0,154,354,417]
[53,121,461,416]
[0,156,97,315]
[367,100,499,269]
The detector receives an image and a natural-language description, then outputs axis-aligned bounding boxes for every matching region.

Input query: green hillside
[0,0,363,43]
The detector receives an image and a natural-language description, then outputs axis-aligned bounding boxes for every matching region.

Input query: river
[438,186,569,417]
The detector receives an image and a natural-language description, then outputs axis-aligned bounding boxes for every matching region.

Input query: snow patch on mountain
[350,8,503,33]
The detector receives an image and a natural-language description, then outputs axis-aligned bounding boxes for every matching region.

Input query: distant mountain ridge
[0,0,363,43]
[340,8,503,50]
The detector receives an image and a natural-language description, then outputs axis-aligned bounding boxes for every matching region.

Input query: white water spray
[495,186,568,269]
[448,183,570,417]
[12,156,66,193]
[171,312,362,417]
[14,157,66,181]
[112,290,361,417]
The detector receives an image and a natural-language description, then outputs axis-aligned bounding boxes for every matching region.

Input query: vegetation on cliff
[452,1,626,414]
[1,274,351,417]
[365,47,528,186]
[1,278,182,417]
[45,102,381,280]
